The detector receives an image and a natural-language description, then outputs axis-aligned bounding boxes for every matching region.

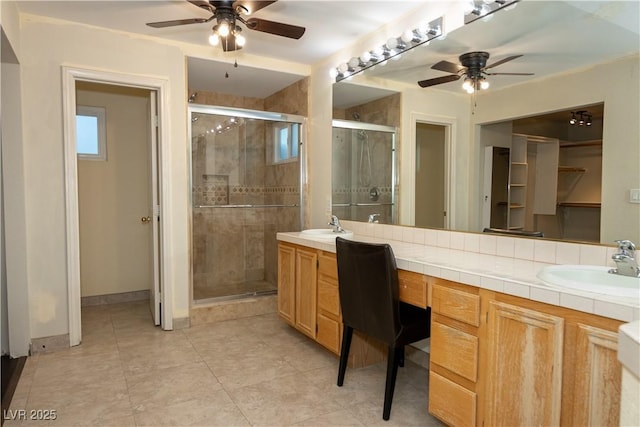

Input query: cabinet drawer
[318,251,338,280]
[318,279,340,317]
[429,371,476,427]
[431,282,480,326]
[316,312,341,355]
[431,321,478,382]
[398,270,427,308]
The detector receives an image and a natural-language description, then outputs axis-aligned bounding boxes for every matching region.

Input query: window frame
[272,122,299,165]
[76,105,107,161]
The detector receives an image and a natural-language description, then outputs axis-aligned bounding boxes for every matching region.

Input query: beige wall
[77,83,151,298]
[18,15,188,339]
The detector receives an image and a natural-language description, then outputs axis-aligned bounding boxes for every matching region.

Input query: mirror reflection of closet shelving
[507,135,528,230]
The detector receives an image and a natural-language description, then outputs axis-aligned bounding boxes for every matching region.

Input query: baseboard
[81,290,149,306]
[31,334,70,354]
[172,317,190,330]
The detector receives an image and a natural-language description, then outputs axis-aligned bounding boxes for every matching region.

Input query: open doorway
[415,122,447,229]
[76,82,158,319]
[62,67,171,347]
[482,104,603,242]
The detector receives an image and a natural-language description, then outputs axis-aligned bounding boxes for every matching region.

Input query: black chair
[335,237,431,421]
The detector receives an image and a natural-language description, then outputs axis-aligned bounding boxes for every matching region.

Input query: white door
[482,146,494,229]
[148,91,161,326]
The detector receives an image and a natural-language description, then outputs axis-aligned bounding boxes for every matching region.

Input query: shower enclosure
[190,105,304,302]
[332,119,397,223]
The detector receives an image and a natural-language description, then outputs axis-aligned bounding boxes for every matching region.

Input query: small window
[76,106,106,161]
[273,122,300,164]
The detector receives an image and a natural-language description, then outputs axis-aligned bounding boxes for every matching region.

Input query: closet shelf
[557,202,601,208]
[558,166,587,173]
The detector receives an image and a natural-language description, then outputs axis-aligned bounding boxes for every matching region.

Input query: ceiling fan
[146,0,306,52]
[417,51,533,93]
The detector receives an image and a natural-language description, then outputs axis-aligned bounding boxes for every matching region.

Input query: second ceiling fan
[418,51,533,92]
[146,0,306,52]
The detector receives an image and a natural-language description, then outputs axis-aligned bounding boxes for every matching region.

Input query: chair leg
[383,345,401,420]
[399,345,405,368]
[337,326,353,387]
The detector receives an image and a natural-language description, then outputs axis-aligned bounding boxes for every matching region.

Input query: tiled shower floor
[193,280,277,301]
[5,301,443,426]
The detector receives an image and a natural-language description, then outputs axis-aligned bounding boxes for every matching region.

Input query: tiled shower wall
[190,79,307,300]
[332,93,400,224]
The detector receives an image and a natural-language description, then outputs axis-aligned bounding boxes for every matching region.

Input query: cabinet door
[484,300,564,427]
[295,248,317,339]
[277,244,296,325]
[571,324,621,426]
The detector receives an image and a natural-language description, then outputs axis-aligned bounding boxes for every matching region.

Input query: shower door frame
[331,119,397,224]
[188,104,306,303]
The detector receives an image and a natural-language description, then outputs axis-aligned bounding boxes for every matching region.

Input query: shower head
[188,92,197,103]
[352,112,360,121]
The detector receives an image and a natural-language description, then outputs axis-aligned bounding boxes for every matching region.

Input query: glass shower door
[190,106,304,302]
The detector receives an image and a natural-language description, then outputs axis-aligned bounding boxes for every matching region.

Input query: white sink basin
[300,229,353,240]
[537,265,640,298]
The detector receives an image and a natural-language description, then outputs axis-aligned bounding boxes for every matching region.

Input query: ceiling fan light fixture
[462,78,474,92]
[217,21,230,37]
[208,32,220,46]
[235,32,246,47]
[480,77,490,90]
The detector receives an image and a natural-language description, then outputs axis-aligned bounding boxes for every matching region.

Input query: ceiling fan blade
[245,18,305,39]
[233,0,277,15]
[418,74,461,88]
[486,72,535,76]
[188,0,213,11]
[146,17,212,28]
[484,55,523,70]
[431,60,465,74]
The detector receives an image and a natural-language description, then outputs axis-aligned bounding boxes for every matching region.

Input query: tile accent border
[31,334,70,354]
[81,290,150,307]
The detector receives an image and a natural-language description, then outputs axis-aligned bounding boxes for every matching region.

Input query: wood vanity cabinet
[428,281,624,427]
[479,291,623,427]
[277,242,317,339]
[428,278,481,427]
[316,250,341,354]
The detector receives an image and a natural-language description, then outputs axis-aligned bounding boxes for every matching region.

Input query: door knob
[141,216,151,223]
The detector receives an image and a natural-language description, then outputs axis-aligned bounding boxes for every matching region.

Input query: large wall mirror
[332,0,640,244]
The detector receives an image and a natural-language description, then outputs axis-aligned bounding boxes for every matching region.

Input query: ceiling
[15,0,426,97]
[14,1,640,102]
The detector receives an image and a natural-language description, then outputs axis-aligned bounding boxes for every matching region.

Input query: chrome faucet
[609,240,640,278]
[368,213,380,223]
[328,215,345,233]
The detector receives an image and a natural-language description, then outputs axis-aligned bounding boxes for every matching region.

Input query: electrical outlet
[630,189,640,204]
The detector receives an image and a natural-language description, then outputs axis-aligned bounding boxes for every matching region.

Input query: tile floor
[5,301,443,426]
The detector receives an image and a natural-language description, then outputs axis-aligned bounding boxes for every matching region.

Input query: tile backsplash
[341,220,624,269]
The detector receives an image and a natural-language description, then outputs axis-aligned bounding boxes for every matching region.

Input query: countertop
[277,230,640,323]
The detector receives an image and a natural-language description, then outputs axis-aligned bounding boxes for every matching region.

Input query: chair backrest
[335,237,401,345]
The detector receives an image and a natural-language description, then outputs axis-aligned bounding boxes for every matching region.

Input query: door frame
[401,112,456,228]
[62,66,172,346]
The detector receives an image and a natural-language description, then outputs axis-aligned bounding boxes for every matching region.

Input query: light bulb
[401,29,420,44]
[462,0,476,14]
[329,68,339,78]
[466,86,475,94]
[360,51,372,63]
[480,79,490,90]
[348,57,361,69]
[462,79,473,91]
[235,33,246,47]
[208,33,219,46]
[218,22,230,37]
[337,63,349,74]
[385,38,398,49]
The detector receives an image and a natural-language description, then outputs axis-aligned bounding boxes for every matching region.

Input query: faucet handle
[368,213,380,223]
[614,240,636,254]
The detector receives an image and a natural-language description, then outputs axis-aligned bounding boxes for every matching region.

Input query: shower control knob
[141,216,151,223]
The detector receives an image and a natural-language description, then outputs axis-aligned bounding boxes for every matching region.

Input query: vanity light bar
[464,0,519,24]
[332,16,444,82]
